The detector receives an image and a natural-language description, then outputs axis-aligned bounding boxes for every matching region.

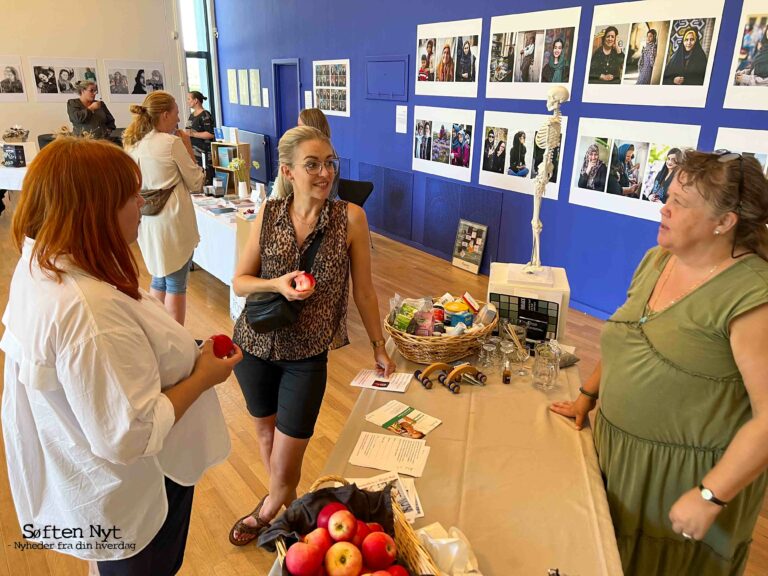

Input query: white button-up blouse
[1,239,230,560]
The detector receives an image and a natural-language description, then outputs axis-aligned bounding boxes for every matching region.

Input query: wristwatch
[371,339,386,349]
[699,484,728,507]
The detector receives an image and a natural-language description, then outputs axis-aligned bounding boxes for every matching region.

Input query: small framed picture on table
[451,219,487,274]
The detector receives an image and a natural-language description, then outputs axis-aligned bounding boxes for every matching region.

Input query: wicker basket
[276,475,439,576]
[385,309,498,365]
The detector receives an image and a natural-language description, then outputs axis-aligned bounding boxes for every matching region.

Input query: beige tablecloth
[320,356,623,575]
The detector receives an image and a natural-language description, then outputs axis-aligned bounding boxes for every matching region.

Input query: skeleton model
[524,86,570,274]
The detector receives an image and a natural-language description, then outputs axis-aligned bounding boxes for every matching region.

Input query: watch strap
[371,339,386,349]
[699,483,728,507]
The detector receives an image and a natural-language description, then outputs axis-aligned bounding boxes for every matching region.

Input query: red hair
[11,137,143,299]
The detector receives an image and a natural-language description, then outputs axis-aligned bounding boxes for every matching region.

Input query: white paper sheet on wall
[396,105,408,133]
[249,69,261,106]
[227,69,238,104]
[237,69,249,105]
[304,90,313,109]
[262,87,269,108]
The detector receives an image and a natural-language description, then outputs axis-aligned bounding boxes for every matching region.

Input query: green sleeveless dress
[595,247,768,576]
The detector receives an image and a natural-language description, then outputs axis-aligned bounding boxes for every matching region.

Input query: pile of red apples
[284,502,408,576]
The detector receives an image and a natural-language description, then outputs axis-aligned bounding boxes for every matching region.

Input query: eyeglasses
[86,87,98,94]
[715,149,744,213]
[298,158,339,175]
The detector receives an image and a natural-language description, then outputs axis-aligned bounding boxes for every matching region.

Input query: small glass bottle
[502,359,511,384]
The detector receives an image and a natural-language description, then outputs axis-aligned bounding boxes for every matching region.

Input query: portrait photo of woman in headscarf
[735,36,768,86]
[436,39,456,82]
[455,36,478,82]
[577,138,609,192]
[646,147,681,203]
[542,28,575,83]
[663,21,715,86]
[624,21,669,85]
[507,130,530,177]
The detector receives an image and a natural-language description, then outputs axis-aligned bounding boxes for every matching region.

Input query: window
[179,0,217,120]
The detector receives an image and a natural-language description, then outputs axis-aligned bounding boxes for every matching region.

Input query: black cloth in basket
[257,483,394,552]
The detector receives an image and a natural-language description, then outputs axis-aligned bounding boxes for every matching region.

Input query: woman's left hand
[374,346,396,377]
[668,487,723,541]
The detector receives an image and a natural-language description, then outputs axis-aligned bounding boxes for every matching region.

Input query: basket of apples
[265,476,438,576]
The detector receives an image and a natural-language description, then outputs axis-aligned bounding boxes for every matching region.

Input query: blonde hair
[273,126,331,199]
[298,108,331,138]
[74,80,97,95]
[122,91,177,148]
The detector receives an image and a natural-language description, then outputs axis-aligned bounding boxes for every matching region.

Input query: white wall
[0,0,183,142]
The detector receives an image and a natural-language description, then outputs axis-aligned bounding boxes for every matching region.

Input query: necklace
[641,256,729,323]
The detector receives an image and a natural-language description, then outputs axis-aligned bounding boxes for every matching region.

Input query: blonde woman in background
[273,108,339,199]
[123,91,204,325]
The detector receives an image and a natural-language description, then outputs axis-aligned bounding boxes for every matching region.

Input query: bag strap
[300,228,324,273]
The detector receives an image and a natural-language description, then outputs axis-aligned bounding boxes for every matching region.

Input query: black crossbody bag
[244,229,324,333]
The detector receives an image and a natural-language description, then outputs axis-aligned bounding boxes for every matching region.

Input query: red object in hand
[211,334,235,358]
[294,272,317,292]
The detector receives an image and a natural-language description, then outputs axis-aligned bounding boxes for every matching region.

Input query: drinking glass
[511,346,530,376]
[481,343,497,370]
[533,344,557,391]
[488,336,502,367]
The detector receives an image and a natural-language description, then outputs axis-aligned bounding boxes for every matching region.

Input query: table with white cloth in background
[313,351,624,575]
[192,203,237,286]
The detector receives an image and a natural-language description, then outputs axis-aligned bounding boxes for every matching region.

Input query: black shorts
[97,477,194,576]
[234,349,328,439]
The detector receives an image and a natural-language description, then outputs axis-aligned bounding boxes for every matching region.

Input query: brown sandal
[228,493,271,547]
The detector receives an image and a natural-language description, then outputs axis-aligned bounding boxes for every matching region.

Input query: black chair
[337,178,375,247]
[38,133,56,150]
[337,178,374,207]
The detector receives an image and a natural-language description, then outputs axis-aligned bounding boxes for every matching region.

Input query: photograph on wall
[662,18,717,86]
[413,105,476,182]
[28,58,99,103]
[478,110,568,199]
[623,21,670,85]
[452,219,488,274]
[105,60,165,103]
[724,0,768,110]
[569,117,700,221]
[0,55,27,102]
[715,127,768,178]
[415,18,483,97]
[485,7,580,101]
[313,59,349,117]
[582,0,724,108]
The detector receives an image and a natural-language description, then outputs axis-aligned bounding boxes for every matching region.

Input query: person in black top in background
[589,26,624,84]
[185,91,215,185]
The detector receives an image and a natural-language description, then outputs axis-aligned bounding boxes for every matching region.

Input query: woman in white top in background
[124,91,204,325]
[2,137,242,575]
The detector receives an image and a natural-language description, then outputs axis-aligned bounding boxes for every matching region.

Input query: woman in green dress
[551,150,768,576]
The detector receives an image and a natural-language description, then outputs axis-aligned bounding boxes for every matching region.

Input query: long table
[319,355,623,575]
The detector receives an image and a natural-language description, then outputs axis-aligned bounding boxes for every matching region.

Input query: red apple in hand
[294,272,316,292]
[317,502,348,530]
[285,541,323,576]
[303,527,333,556]
[351,520,371,548]
[211,334,235,358]
[324,542,362,576]
[327,510,357,542]
[362,532,397,569]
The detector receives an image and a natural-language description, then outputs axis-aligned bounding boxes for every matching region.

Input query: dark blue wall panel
[215,0,760,319]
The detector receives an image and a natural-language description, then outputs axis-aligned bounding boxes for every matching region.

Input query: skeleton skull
[546,86,570,111]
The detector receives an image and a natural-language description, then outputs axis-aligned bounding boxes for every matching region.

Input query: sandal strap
[233,516,269,535]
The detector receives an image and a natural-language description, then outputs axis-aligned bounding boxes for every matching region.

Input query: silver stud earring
[714,229,721,235]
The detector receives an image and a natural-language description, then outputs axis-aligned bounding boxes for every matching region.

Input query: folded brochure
[365,400,441,439]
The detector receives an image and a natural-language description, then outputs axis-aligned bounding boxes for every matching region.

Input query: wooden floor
[0,191,766,575]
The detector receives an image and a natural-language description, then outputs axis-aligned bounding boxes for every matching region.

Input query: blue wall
[214,0,762,319]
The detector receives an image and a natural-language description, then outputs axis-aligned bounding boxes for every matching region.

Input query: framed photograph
[313,59,350,117]
[724,0,768,110]
[0,55,27,102]
[413,105,476,182]
[104,60,165,103]
[452,219,487,274]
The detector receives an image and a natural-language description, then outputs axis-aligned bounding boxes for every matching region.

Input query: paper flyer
[365,400,442,439]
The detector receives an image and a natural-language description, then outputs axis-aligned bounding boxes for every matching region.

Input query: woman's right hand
[194,340,242,389]
[276,270,315,301]
[550,394,596,430]
[88,101,101,111]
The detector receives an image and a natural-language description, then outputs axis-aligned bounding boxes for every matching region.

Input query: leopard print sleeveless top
[233,196,350,361]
